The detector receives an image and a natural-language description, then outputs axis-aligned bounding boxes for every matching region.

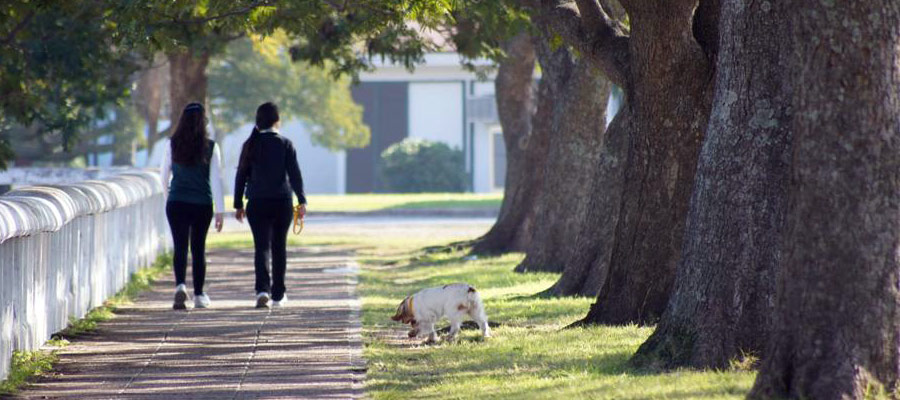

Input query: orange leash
[292,205,305,234]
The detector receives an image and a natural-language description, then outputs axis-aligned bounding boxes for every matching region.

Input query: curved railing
[0,170,169,381]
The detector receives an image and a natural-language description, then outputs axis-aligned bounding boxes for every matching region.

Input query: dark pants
[166,201,213,295]
[247,198,292,301]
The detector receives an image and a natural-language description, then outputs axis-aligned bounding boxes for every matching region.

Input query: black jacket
[233,131,306,209]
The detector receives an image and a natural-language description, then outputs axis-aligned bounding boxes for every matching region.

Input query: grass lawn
[361,249,755,400]
[224,193,503,213]
[209,228,755,399]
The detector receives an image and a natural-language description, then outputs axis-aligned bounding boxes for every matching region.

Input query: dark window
[347,82,409,193]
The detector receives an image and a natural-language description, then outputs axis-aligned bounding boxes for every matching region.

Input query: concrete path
[12,247,364,400]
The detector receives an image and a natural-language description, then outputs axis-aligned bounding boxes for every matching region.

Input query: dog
[391,283,491,343]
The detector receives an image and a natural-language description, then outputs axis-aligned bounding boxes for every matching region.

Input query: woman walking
[160,102,225,310]
[234,102,307,309]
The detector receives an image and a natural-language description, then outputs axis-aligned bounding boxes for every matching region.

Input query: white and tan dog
[391,283,491,343]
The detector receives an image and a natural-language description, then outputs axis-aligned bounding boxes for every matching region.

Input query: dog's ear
[391,296,409,322]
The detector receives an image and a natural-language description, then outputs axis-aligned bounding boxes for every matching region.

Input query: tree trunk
[167,50,209,122]
[632,0,790,369]
[470,33,543,255]
[112,138,137,166]
[541,104,630,296]
[133,56,167,155]
[750,2,900,398]
[515,32,613,274]
[579,1,713,325]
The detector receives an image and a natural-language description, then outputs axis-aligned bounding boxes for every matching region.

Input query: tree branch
[537,0,631,88]
[1,10,35,47]
[154,1,273,26]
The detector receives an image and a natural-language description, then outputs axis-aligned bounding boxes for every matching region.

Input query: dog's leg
[423,322,439,344]
[470,308,491,338]
[447,317,462,340]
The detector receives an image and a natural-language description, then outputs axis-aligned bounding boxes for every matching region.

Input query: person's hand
[235,208,245,223]
[214,213,224,232]
[298,204,307,218]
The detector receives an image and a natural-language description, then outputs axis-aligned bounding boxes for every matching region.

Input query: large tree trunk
[750,2,900,398]
[632,0,790,369]
[579,0,713,325]
[515,33,613,274]
[167,50,209,122]
[541,105,630,296]
[470,34,544,255]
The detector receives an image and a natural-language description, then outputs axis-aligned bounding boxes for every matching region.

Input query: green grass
[224,193,503,213]
[0,253,172,395]
[209,227,756,399]
[357,246,756,399]
[0,351,58,395]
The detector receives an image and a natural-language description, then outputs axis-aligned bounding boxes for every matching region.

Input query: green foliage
[0,0,141,167]
[447,0,532,70]
[0,350,57,395]
[0,136,14,170]
[208,36,370,150]
[379,139,466,193]
[107,0,456,78]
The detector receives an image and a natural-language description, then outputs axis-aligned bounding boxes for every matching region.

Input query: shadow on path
[10,247,365,400]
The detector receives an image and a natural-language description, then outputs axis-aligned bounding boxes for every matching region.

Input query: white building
[138,52,511,194]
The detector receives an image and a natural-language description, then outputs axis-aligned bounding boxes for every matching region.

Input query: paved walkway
[12,247,364,399]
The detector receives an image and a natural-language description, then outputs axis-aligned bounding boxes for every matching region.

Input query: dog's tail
[466,287,487,318]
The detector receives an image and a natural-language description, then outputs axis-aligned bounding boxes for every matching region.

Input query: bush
[380,138,466,193]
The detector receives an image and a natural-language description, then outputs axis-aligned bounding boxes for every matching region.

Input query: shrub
[379,138,466,193]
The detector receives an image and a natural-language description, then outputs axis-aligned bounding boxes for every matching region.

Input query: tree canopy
[0,0,470,167]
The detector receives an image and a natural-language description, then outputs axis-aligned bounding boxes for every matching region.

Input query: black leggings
[166,201,213,295]
[247,198,292,301]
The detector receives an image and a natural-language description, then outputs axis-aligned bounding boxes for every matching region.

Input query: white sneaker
[194,293,211,309]
[256,292,270,308]
[173,284,188,310]
[272,295,287,308]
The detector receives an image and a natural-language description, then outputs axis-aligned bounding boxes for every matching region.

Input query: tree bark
[541,104,630,296]
[470,33,543,255]
[632,0,790,369]
[133,56,167,155]
[515,34,612,274]
[167,50,209,121]
[750,2,900,398]
[578,0,714,325]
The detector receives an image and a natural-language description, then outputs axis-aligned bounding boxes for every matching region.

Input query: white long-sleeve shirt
[159,140,225,214]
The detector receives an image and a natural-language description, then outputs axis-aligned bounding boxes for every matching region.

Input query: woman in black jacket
[234,102,307,308]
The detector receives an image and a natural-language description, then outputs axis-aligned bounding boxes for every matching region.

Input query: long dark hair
[170,102,210,165]
[237,102,280,172]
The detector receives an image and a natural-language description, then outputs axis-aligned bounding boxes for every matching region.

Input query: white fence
[0,170,169,381]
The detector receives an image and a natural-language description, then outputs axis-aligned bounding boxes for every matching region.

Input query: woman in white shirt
[160,102,225,310]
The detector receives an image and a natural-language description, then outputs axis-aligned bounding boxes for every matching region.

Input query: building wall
[221,120,345,195]
[408,82,464,149]
[472,123,500,193]
[347,82,409,193]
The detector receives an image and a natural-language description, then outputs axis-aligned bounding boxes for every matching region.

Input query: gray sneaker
[194,293,211,309]
[173,284,188,310]
[256,292,270,308]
